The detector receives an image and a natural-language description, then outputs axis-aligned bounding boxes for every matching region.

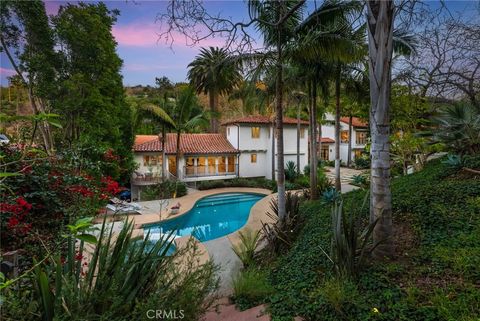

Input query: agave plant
[231,228,261,269]
[321,198,381,279]
[285,161,298,182]
[322,188,341,205]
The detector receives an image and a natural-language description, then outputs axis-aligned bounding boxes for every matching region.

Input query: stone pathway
[203,298,270,321]
[324,166,367,184]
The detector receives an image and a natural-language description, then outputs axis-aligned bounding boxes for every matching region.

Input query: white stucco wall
[239,151,268,178]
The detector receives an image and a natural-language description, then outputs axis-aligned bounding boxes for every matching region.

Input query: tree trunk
[271,118,276,181]
[311,79,318,199]
[367,0,395,258]
[161,125,166,180]
[175,130,181,179]
[209,90,218,133]
[296,100,301,176]
[347,114,353,167]
[276,25,286,222]
[334,67,342,192]
[308,81,318,200]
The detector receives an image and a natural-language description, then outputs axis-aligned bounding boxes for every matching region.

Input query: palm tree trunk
[296,100,301,176]
[308,81,317,200]
[367,0,395,258]
[276,26,286,222]
[334,66,342,192]
[161,125,166,181]
[209,90,218,133]
[271,118,275,181]
[175,130,181,179]
[347,114,353,167]
[311,79,318,199]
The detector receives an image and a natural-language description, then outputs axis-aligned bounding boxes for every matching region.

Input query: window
[251,127,260,138]
[227,127,230,135]
[356,131,367,145]
[340,130,349,143]
[143,155,162,167]
[251,153,257,163]
[217,156,226,173]
[320,146,329,161]
[228,156,235,173]
[300,128,305,138]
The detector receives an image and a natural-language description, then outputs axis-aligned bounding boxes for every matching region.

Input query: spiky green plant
[285,161,298,182]
[231,228,261,269]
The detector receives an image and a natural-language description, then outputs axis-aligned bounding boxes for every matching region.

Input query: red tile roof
[134,135,158,146]
[340,117,368,128]
[133,133,238,155]
[320,137,335,143]
[222,115,309,126]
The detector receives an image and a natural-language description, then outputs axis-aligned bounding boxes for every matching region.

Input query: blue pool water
[145,193,264,242]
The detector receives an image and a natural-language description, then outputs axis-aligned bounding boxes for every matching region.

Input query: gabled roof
[222,115,309,126]
[133,133,238,155]
[340,117,368,128]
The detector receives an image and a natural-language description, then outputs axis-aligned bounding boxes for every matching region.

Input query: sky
[0,0,478,87]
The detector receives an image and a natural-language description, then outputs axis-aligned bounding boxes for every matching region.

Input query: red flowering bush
[0,145,124,254]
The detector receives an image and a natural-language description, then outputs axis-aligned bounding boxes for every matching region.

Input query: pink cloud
[0,67,17,77]
[113,22,227,48]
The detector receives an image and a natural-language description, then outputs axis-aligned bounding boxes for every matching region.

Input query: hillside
[266,159,480,321]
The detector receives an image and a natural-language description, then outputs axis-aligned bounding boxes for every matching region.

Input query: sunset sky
[0,0,477,86]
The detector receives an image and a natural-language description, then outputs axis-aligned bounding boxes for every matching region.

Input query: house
[318,113,368,162]
[222,115,309,179]
[131,133,239,199]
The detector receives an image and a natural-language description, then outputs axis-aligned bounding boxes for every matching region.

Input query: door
[168,156,177,177]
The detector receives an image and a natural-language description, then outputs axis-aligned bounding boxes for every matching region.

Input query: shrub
[232,269,274,311]
[232,229,261,269]
[5,218,218,321]
[294,175,310,188]
[197,177,275,191]
[303,164,310,176]
[354,155,370,169]
[352,174,369,188]
[321,188,341,205]
[261,192,303,254]
[317,168,333,194]
[285,161,298,182]
[141,180,187,200]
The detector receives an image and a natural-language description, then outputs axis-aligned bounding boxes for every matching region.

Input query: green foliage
[197,177,275,191]
[261,192,303,255]
[425,103,480,155]
[322,188,341,205]
[352,174,369,187]
[2,219,218,321]
[354,155,370,169]
[231,228,261,269]
[317,168,333,194]
[294,175,310,188]
[285,161,298,182]
[266,159,480,320]
[325,200,379,279]
[141,180,188,201]
[303,164,310,176]
[232,269,274,311]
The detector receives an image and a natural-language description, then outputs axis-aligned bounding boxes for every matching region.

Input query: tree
[366,0,395,258]
[187,46,242,132]
[52,3,134,180]
[0,0,57,153]
[169,86,209,178]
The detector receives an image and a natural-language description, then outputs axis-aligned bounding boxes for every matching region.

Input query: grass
[264,158,480,321]
[231,269,274,311]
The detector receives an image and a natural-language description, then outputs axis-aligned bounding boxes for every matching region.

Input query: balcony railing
[131,171,163,185]
[183,164,238,178]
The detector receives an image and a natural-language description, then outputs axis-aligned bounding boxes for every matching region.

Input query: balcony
[183,164,238,178]
[131,171,164,185]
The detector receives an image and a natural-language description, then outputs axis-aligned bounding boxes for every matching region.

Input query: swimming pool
[145,193,264,242]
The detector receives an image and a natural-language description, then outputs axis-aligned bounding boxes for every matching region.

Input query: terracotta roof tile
[134,135,158,146]
[133,133,238,154]
[222,115,309,126]
[320,137,335,143]
[340,117,368,128]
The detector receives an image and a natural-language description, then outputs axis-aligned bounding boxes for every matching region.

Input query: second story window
[341,130,349,143]
[251,127,260,138]
[356,131,367,145]
[251,153,257,163]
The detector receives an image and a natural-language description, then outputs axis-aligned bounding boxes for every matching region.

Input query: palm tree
[247,0,305,221]
[170,86,210,178]
[188,47,242,133]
